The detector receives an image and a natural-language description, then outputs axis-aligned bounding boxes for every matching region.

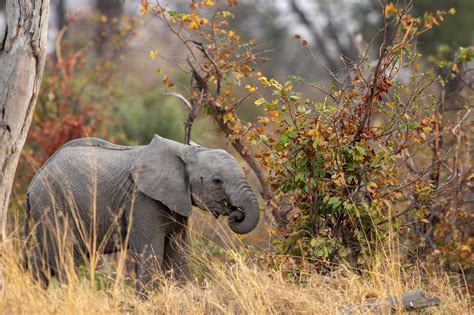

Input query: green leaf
[167,10,178,17]
[221,11,235,18]
[254,98,266,106]
[327,197,341,208]
[279,134,289,145]
[386,101,396,109]
[457,46,474,62]
[295,172,305,182]
[289,95,300,102]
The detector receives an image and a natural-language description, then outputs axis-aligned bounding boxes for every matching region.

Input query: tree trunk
[0,0,50,240]
[95,0,123,58]
[55,0,66,30]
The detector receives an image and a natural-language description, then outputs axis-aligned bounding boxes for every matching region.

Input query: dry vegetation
[0,214,470,314]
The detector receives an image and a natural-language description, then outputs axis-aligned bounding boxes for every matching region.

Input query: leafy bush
[249,8,473,273]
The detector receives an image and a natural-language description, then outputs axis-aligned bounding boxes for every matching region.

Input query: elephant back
[28,138,144,227]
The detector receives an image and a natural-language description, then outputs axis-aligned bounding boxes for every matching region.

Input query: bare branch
[289,0,341,75]
[165,92,193,111]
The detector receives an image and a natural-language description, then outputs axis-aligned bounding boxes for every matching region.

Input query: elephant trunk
[227,184,260,234]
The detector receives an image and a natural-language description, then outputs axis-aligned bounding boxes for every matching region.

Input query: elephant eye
[212,176,223,185]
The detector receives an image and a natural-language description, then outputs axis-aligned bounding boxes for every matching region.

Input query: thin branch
[187,58,206,90]
[224,92,252,113]
[289,0,341,76]
[352,8,392,143]
[188,40,222,95]
[165,92,192,111]
[164,92,199,145]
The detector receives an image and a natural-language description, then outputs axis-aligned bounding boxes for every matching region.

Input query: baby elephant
[24,135,259,295]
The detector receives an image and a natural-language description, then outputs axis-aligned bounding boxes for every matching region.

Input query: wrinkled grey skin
[24,134,259,295]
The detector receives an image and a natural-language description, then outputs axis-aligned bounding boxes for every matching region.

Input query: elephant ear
[131,135,192,217]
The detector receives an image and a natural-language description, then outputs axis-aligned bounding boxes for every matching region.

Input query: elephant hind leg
[30,246,54,289]
[47,242,83,285]
[29,243,79,288]
[32,221,78,286]
[28,221,56,289]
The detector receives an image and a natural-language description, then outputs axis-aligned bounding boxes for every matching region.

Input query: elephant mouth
[211,200,244,223]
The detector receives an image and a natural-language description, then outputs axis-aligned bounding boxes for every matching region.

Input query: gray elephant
[24,134,259,295]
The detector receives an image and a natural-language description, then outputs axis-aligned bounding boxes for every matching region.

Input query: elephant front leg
[128,193,169,297]
[132,237,165,297]
[163,227,191,283]
[128,215,166,298]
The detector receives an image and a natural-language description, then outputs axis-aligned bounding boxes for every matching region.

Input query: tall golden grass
[0,209,470,315]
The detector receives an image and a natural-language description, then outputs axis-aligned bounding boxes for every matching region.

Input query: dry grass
[0,213,470,314]
[0,247,470,312]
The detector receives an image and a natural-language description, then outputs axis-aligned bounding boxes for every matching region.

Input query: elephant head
[131,135,260,234]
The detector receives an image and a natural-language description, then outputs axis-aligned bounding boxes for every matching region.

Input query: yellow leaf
[188,21,199,29]
[245,85,257,92]
[269,110,279,118]
[206,0,216,6]
[149,50,158,60]
[140,0,149,16]
[451,63,459,74]
[258,76,271,87]
[223,112,234,123]
[367,182,378,194]
[384,3,398,17]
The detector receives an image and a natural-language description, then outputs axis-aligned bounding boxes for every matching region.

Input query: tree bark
[0,0,50,240]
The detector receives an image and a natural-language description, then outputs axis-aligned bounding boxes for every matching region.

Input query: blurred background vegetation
[1,0,467,146]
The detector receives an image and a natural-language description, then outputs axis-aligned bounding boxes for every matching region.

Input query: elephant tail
[22,194,31,271]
